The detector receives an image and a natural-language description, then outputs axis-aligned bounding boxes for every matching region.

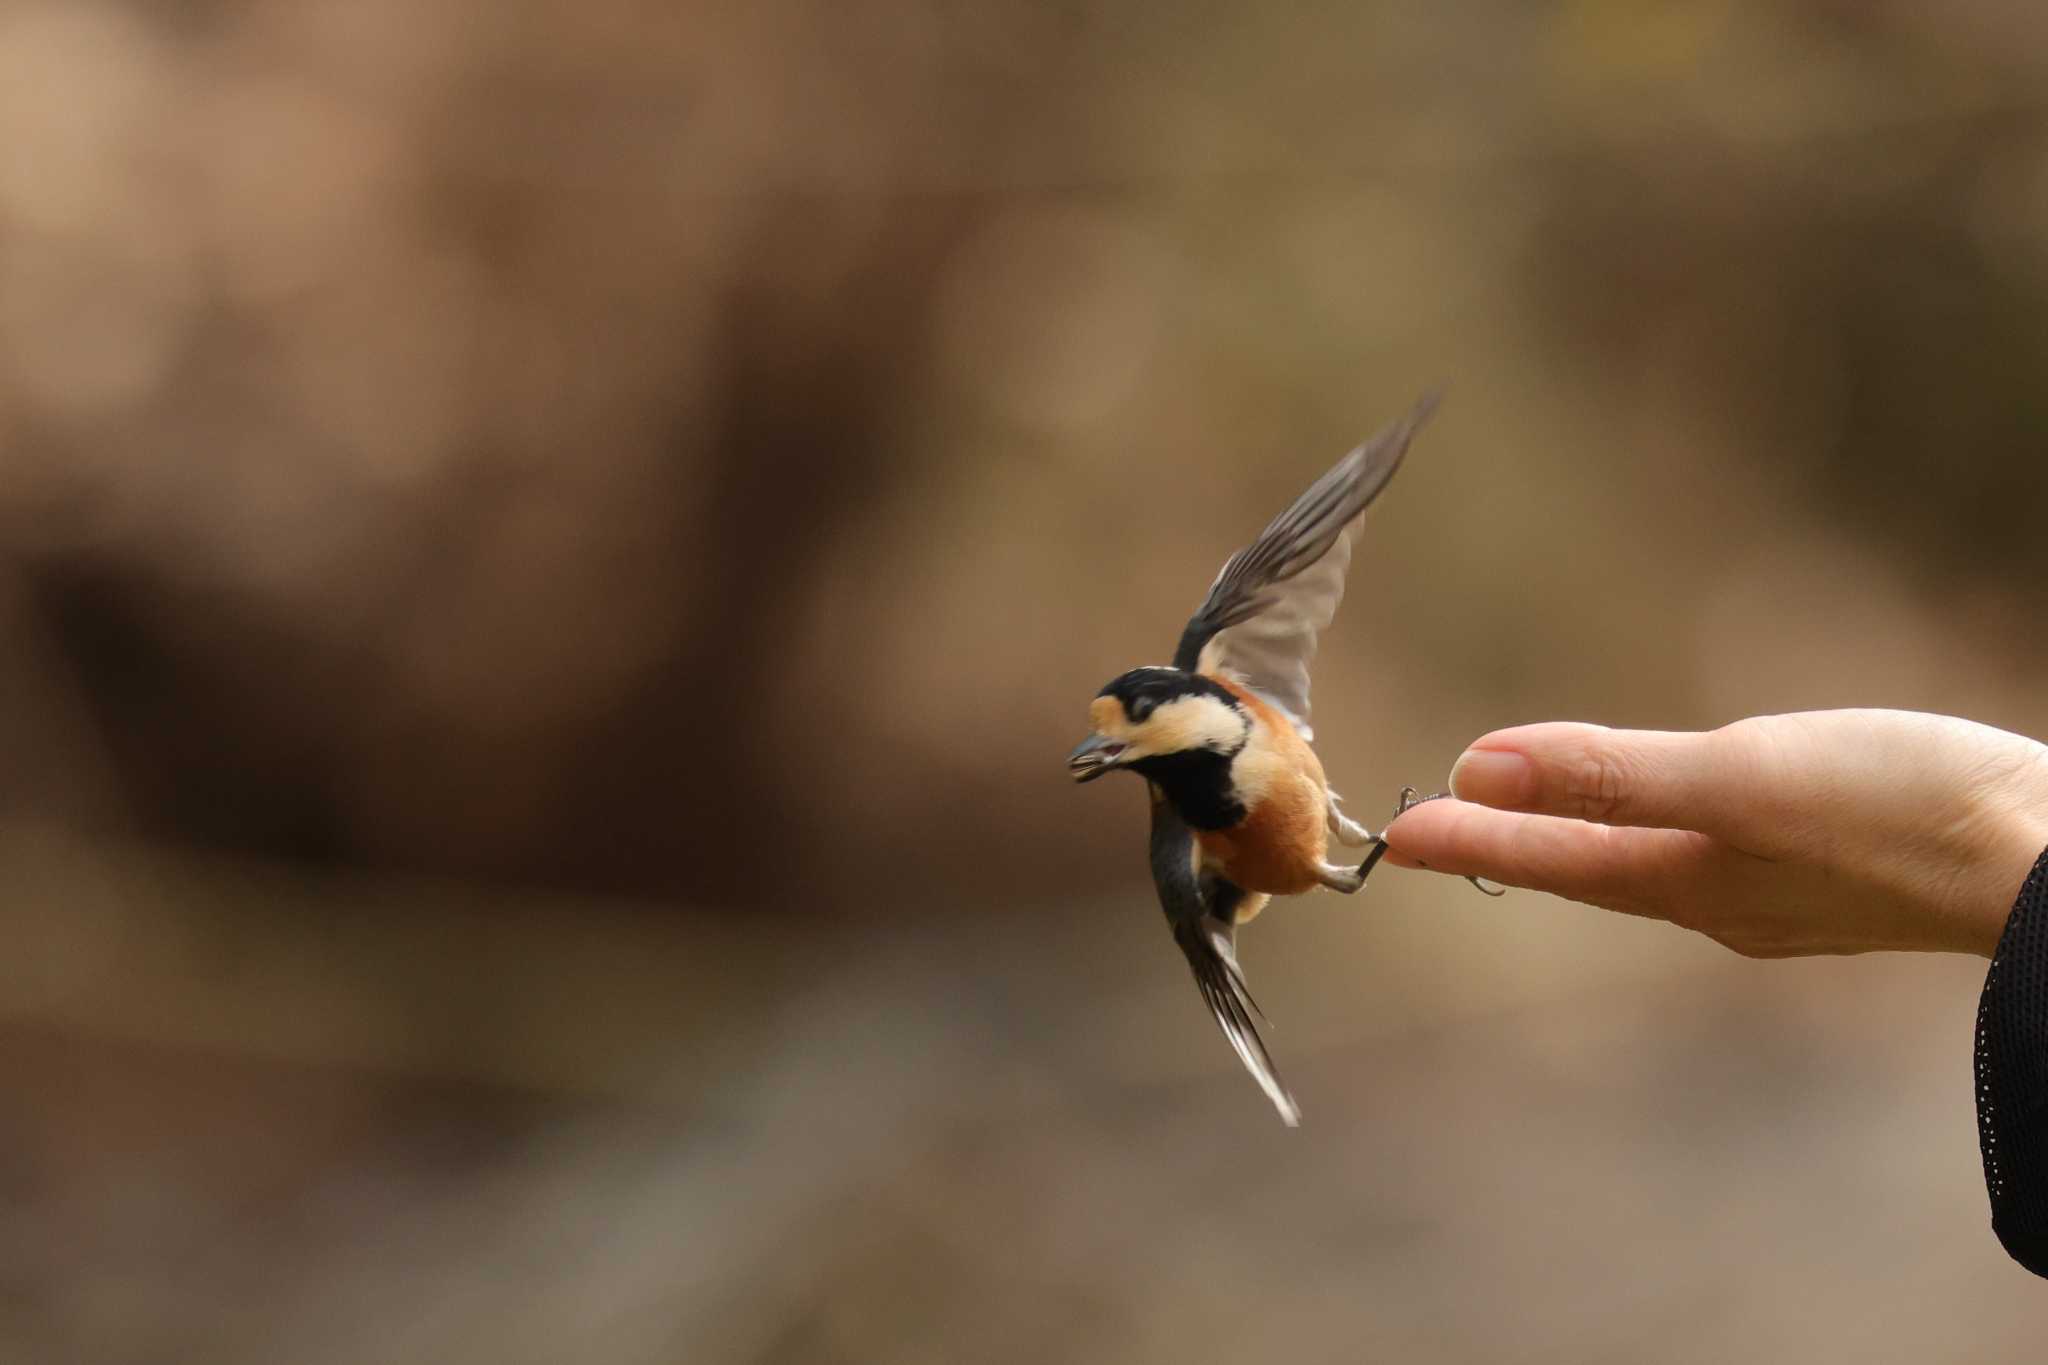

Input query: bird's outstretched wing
[1171,391,1438,741]
[1149,790,1300,1126]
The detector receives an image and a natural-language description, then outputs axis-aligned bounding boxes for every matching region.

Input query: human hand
[1382,710,2048,958]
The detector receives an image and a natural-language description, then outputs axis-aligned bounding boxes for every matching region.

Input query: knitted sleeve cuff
[1976,843,2048,1279]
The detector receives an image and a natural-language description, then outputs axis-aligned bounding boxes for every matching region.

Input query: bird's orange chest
[1193,677,1329,896]
[1195,796,1324,896]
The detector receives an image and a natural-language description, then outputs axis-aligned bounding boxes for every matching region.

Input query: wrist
[1963,799,2048,959]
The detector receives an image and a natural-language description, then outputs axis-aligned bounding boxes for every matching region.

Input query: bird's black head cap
[1096,666,1242,724]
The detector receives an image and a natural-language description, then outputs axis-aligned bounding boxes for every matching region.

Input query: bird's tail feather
[1174,916,1301,1127]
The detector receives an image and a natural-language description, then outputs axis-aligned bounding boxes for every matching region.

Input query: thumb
[1447,722,1735,834]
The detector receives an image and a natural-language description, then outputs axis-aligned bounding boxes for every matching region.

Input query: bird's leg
[1324,789,1376,847]
[1354,787,1507,897]
[1314,860,1367,894]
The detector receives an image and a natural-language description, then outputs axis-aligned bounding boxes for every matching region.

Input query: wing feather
[1171,391,1438,740]
[1148,792,1301,1126]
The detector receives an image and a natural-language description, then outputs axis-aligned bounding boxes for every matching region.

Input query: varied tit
[1068,392,1494,1125]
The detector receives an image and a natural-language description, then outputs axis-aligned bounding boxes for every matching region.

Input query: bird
[1066,391,1491,1125]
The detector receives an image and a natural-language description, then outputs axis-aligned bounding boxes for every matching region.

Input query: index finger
[1381,796,1718,915]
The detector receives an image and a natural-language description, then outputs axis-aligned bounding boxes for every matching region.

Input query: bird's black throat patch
[1130,747,1246,830]
[1096,667,1249,829]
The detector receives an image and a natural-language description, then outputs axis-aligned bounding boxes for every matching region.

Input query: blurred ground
[4,0,2048,1358]
[3,825,2041,1362]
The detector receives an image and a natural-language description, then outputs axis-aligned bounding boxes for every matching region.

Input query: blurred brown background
[4,0,2048,1359]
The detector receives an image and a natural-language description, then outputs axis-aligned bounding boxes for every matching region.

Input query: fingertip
[1447,748,1534,807]
[1380,796,1470,862]
[1450,727,1610,799]
[1459,722,1612,759]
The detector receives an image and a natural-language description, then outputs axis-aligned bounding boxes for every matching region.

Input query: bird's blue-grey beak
[1067,733,1126,783]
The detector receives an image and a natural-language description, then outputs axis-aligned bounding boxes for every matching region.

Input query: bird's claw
[1354,786,1507,897]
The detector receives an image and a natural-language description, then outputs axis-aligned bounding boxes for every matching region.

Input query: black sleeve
[1976,844,2048,1278]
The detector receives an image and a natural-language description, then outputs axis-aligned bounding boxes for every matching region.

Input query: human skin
[1380,710,2048,958]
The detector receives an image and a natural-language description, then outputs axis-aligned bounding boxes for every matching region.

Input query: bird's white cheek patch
[1139,695,1243,756]
[1229,727,1288,806]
